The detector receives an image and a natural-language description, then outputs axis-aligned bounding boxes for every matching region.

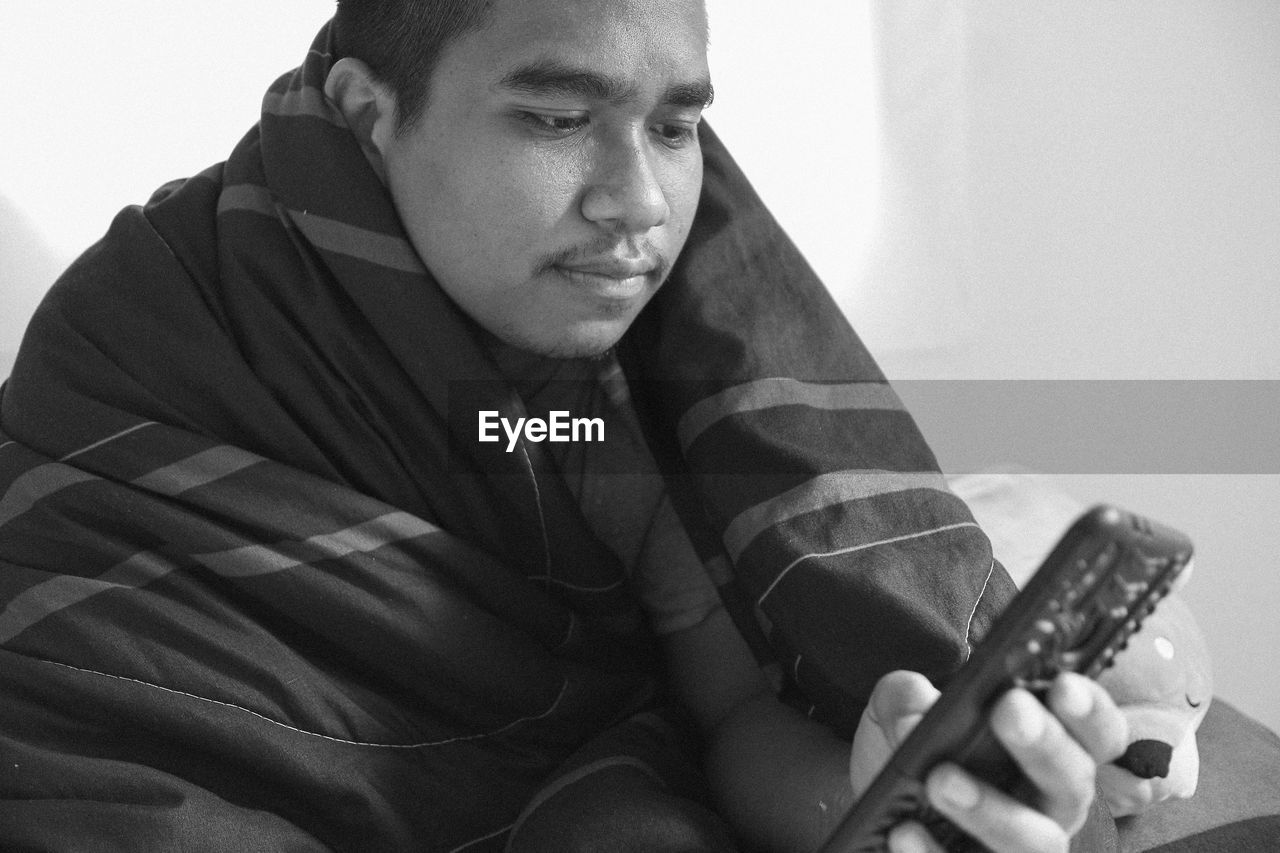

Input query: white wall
[3,3,1278,734]
[747,0,1280,732]
[708,1,1280,736]
[0,1,333,367]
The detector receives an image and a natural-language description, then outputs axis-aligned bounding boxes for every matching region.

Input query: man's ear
[324,57,399,182]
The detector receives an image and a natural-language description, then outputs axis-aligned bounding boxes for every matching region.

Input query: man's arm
[665,604,1129,852]
[665,605,855,850]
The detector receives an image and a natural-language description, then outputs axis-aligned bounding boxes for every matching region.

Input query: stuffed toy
[1096,587,1213,815]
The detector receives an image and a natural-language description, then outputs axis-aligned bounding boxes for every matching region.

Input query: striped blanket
[0,23,1013,851]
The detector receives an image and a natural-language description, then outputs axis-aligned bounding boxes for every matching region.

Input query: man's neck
[480,329,613,395]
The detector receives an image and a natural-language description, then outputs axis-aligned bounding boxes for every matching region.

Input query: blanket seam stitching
[756,521,982,607]
[505,756,665,849]
[964,558,998,660]
[59,422,157,463]
[517,442,553,583]
[448,821,517,853]
[24,655,570,750]
[525,574,624,594]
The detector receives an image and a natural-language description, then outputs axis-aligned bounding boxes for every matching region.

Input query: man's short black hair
[333,0,496,131]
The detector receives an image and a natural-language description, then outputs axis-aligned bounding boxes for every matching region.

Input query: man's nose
[580,134,670,233]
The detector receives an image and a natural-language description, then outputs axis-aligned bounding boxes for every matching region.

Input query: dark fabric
[620,105,1016,732]
[505,710,738,852]
[0,22,1018,851]
[1140,816,1280,853]
[1074,799,1123,853]
[1118,701,1280,852]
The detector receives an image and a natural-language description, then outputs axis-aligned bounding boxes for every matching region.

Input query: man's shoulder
[46,164,227,310]
[139,163,227,276]
[7,163,231,393]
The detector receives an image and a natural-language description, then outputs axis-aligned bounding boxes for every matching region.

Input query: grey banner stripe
[722,469,949,562]
[261,88,346,127]
[290,212,424,274]
[0,551,175,643]
[677,379,903,450]
[194,511,442,578]
[0,464,97,528]
[131,446,264,497]
[895,380,1280,474]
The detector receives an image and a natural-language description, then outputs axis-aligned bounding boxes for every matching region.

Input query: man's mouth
[559,257,657,279]
[553,258,658,298]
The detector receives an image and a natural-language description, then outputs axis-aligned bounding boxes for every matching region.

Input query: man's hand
[851,671,1129,853]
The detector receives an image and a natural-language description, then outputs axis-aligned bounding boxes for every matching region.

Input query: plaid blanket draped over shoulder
[0,24,1014,851]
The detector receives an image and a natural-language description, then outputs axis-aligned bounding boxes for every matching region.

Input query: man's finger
[924,763,1070,853]
[887,820,945,853]
[989,688,1097,834]
[1047,672,1129,764]
[1097,764,1158,816]
[851,670,945,801]
[866,670,941,749]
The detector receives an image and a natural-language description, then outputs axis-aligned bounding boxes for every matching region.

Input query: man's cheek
[668,168,703,245]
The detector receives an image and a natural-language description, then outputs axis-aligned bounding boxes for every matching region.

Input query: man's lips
[552,257,659,300]
[556,258,658,280]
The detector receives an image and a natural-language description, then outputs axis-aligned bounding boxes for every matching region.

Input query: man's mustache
[533,236,670,281]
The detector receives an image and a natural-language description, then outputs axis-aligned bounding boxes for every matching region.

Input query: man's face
[380,0,711,358]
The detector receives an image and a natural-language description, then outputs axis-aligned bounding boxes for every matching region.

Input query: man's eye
[520,112,589,135]
[654,123,698,148]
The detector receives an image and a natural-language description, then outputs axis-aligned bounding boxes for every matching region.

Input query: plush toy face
[1100,594,1212,712]
[1097,593,1212,815]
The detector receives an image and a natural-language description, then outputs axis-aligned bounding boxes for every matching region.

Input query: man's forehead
[427,0,710,109]
[469,0,709,68]
[495,57,714,109]
[485,0,708,32]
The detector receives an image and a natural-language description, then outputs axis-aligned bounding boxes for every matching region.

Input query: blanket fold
[1,22,1018,851]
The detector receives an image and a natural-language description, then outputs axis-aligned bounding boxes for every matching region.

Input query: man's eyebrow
[668,79,715,109]
[496,59,714,109]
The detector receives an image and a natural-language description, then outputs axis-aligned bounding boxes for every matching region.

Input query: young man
[0,1,1164,850]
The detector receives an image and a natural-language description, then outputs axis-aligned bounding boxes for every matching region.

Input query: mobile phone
[819,504,1194,852]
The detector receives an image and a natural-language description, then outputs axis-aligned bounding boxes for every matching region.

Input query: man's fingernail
[1060,679,1094,718]
[935,766,981,810]
[890,825,929,853]
[1006,691,1046,744]
[894,713,922,744]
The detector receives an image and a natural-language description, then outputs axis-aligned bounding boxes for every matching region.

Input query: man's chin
[495,322,627,361]
[536,338,620,361]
